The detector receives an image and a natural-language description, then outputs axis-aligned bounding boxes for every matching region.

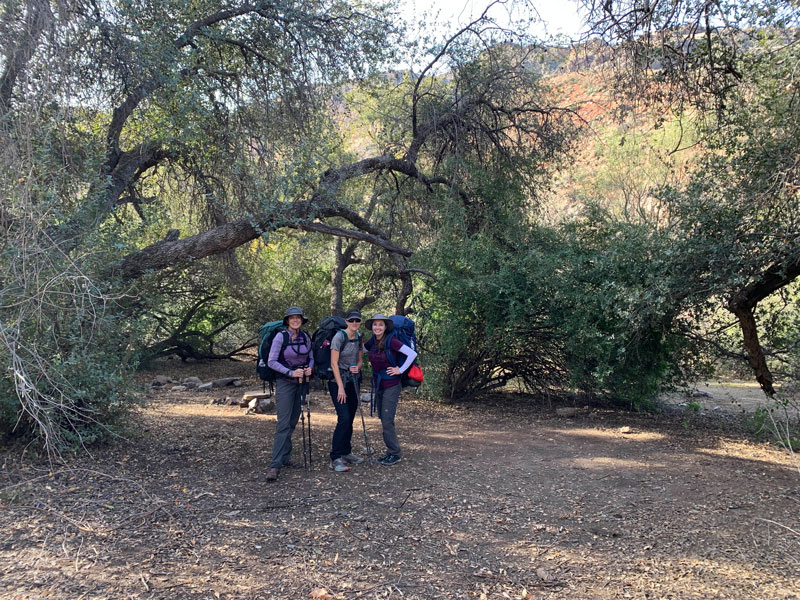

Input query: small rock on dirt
[247,397,275,414]
[170,385,187,392]
[556,407,580,417]
[211,377,242,388]
[619,425,632,434]
[151,375,173,387]
[208,396,234,405]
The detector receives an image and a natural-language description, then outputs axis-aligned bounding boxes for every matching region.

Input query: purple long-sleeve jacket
[267,330,313,378]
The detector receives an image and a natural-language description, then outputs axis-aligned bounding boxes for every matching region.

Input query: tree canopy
[2,0,799,453]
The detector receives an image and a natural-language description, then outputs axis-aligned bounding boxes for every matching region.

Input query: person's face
[371,320,385,336]
[287,315,302,330]
[346,317,361,332]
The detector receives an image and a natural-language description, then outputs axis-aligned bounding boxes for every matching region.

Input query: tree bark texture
[726,254,800,396]
[729,305,775,396]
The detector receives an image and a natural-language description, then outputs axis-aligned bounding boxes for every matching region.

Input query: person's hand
[386,366,401,376]
[291,368,304,379]
[303,366,312,377]
[337,384,347,403]
[348,364,360,374]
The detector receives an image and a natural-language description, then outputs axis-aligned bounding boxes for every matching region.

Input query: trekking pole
[369,377,375,417]
[303,370,312,469]
[351,367,374,463]
[299,371,308,471]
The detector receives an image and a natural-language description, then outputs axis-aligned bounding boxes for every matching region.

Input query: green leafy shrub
[547,205,712,408]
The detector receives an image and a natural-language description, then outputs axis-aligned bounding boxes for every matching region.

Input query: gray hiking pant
[377,383,402,457]
[269,378,303,469]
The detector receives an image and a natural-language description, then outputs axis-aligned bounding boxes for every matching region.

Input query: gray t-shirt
[330,330,362,378]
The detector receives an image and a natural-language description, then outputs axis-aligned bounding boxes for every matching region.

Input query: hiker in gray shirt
[327,310,365,472]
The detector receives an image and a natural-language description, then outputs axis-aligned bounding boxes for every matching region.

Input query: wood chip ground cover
[1,363,798,599]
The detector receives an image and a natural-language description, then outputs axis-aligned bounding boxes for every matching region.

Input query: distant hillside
[540,55,699,222]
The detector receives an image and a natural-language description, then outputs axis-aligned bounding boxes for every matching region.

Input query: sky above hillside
[398,0,587,40]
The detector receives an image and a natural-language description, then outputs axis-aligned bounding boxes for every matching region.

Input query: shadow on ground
[1,368,799,600]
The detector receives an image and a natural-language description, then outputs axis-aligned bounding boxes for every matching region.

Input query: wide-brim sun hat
[282,306,309,326]
[364,314,394,332]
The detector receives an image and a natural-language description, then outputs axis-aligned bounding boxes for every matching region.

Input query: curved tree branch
[116,213,411,280]
[114,148,478,279]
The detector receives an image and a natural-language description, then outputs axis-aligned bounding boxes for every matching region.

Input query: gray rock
[198,382,214,391]
[211,377,238,388]
[246,397,275,414]
[208,396,233,405]
[170,385,187,392]
[151,375,172,386]
[556,407,580,417]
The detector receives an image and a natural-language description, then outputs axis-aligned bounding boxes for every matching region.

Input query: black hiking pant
[327,379,359,461]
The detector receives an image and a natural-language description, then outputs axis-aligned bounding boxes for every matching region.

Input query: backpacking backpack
[257,321,313,392]
[385,315,422,388]
[388,315,417,352]
[312,316,362,380]
[257,321,287,387]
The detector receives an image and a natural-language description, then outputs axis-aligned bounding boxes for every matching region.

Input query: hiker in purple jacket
[364,314,417,466]
[266,307,313,482]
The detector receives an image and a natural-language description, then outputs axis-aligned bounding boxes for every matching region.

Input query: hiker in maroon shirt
[364,314,417,466]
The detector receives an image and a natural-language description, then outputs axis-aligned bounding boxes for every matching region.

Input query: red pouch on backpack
[407,364,424,382]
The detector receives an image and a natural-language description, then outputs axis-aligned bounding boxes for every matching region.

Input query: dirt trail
[1,364,798,599]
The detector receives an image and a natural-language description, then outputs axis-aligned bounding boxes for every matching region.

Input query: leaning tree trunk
[729,304,775,396]
[726,254,800,396]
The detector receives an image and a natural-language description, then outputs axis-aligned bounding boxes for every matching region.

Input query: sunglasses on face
[346,318,361,323]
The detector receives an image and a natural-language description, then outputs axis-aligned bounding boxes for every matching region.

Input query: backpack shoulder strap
[384,331,398,367]
[277,330,291,363]
[341,329,363,346]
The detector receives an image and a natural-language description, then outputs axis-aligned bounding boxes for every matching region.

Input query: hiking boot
[282,459,298,469]
[266,467,280,481]
[377,452,391,463]
[341,453,364,465]
[329,458,351,472]
[378,454,402,466]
